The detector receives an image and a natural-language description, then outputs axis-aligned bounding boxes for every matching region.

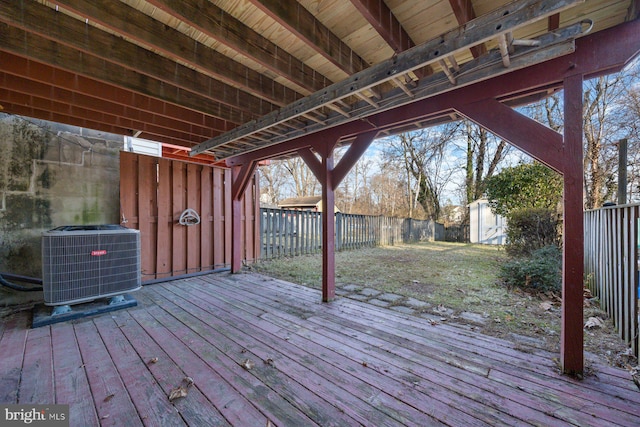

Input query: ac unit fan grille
[42,228,141,305]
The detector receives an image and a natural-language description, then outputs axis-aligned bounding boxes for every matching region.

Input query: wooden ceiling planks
[191,0,587,157]
[0,0,636,150]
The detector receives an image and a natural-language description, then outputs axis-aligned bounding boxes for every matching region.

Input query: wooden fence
[260,208,438,259]
[120,152,260,281]
[444,224,470,243]
[584,204,639,357]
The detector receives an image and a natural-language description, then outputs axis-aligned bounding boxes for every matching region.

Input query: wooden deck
[1,272,639,426]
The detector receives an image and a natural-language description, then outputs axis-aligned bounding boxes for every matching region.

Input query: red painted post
[231,165,244,273]
[561,73,584,376]
[231,197,243,273]
[321,148,336,302]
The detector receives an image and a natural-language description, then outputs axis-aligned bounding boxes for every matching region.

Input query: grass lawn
[248,241,635,368]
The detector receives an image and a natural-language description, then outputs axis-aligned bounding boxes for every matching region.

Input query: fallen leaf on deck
[264,358,275,367]
[101,414,110,420]
[241,359,255,370]
[435,304,448,313]
[241,348,248,353]
[103,394,115,402]
[539,301,552,311]
[266,420,274,427]
[584,317,605,329]
[168,386,188,402]
[148,357,158,364]
[428,319,439,326]
[361,361,368,367]
[184,377,194,387]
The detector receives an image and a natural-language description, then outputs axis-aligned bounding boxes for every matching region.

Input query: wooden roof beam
[627,0,640,20]
[145,0,330,94]
[0,1,272,120]
[50,0,301,108]
[349,0,433,78]
[0,88,207,144]
[0,76,216,142]
[249,0,368,77]
[224,16,640,167]
[0,26,252,125]
[212,23,583,160]
[0,53,231,133]
[192,0,582,156]
[0,100,193,147]
[448,0,488,58]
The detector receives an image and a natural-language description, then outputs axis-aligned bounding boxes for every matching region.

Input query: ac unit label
[91,250,107,256]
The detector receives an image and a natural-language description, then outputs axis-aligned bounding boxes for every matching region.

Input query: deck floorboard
[1,271,639,427]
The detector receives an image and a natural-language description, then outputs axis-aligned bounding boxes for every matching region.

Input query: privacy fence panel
[260,208,322,257]
[120,151,260,281]
[584,204,639,357]
[260,209,439,259]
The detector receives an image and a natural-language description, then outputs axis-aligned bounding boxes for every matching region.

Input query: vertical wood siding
[584,205,639,357]
[120,152,259,281]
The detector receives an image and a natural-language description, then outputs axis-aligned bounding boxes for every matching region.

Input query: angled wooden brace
[455,98,564,173]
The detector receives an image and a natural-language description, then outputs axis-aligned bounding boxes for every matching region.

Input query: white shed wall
[469,199,507,245]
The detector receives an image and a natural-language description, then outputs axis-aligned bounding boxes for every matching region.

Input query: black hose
[0,272,43,292]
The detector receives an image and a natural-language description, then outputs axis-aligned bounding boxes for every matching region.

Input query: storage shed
[468,199,507,245]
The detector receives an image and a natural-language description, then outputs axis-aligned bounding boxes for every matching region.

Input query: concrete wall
[0,114,123,307]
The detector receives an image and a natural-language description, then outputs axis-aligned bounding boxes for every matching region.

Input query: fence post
[335,212,342,251]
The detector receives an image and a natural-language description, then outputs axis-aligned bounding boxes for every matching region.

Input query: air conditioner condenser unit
[41,225,141,306]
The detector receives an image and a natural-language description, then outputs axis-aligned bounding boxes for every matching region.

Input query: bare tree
[521,63,640,209]
[258,161,290,204]
[460,122,510,208]
[582,74,629,208]
[338,154,375,214]
[282,157,319,197]
[620,68,640,201]
[382,125,459,220]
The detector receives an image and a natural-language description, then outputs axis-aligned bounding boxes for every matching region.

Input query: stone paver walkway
[336,284,489,326]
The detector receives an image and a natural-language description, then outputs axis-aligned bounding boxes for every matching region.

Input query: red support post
[231,196,243,273]
[299,133,377,302]
[561,73,585,376]
[321,148,336,302]
[230,162,258,273]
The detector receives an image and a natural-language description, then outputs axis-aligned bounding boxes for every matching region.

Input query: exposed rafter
[50,0,301,108]
[0,0,631,147]
[0,1,273,122]
[349,0,433,79]
[350,0,413,53]
[192,0,584,158]
[0,77,210,144]
[248,0,369,77]
[144,0,331,94]
[448,0,488,58]
[0,53,231,133]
